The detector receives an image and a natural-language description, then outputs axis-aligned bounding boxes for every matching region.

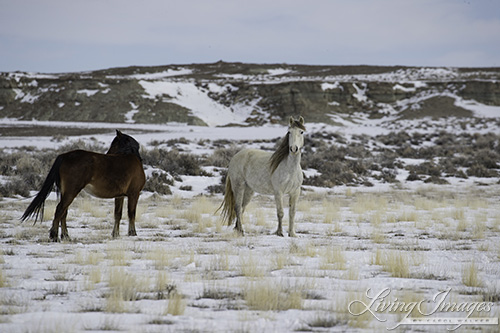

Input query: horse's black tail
[21,155,63,223]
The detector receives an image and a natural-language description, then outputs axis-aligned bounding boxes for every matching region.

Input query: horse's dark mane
[107,132,142,161]
[269,132,290,174]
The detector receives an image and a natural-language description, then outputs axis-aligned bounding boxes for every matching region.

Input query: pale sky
[1,0,499,73]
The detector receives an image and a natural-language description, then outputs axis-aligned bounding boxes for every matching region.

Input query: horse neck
[284,150,301,171]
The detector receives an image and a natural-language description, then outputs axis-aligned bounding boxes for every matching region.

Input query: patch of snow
[126,68,193,80]
[321,82,341,91]
[20,93,39,103]
[303,168,321,178]
[13,89,24,100]
[268,68,291,76]
[77,89,99,97]
[207,83,238,94]
[453,97,500,118]
[139,81,253,126]
[393,84,416,92]
[352,83,368,103]
[125,102,139,123]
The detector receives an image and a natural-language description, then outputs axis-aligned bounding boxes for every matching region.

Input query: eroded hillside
[1,62,499,126]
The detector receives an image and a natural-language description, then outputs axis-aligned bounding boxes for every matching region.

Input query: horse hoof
[274,230,284,237]
[289,232,297,238]
[128,230,137,236]
[233,227,244,236]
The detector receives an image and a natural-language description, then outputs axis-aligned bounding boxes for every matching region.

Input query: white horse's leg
[274,192,284,236]
[241,186,254,215]
[233,181,245,235]
[288,189,300,237]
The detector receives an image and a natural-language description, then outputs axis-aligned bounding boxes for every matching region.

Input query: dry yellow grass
[106,241,131,266]
[351,193,388,215]
[244,279,303,311]
[165,292,186,316]
[320,246,346,270]
[239,252,266,278]
[462,260,482,287]
[376,250,411,278]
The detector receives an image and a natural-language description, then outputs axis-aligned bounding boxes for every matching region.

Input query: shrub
[143,172,172,195]
[142,148,208,177]
[467,164,498,178]
[206,145,241,167]
[0,177,31,197]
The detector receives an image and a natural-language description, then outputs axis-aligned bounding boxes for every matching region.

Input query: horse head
[107,130,141,160]
[288,116,305,155]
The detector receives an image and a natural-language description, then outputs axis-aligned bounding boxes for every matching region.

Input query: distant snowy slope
[139,80,254,126]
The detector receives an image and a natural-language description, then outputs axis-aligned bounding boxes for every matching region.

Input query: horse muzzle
[289,146,301,155]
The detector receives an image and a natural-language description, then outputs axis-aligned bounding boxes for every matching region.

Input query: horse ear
[116,130,122,137]
[299,116,304,125]
[289,116,295,126]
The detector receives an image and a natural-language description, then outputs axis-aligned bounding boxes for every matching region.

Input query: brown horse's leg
[49,202,63,241]
[127,194,139,236]
[50,194,75,242]
[60,210,70,241]
[112,197,124,238]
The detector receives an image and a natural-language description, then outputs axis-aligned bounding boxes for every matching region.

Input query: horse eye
[300,131,304,135]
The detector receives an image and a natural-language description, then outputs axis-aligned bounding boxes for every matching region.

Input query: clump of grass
[147,246,175,270]
[106,242,131,266]
[291,241,318,258]
[307,314,347,329]
[371,228,386,244]
[244,279,303,311]
[272,251,291,270]
[398,210,418,222]
[320,246,346,270]
[74,250,104,265]
[456,216,468,232]
[180,210,201,224]
[378,250,410,278]
[352,194,388,215]
[0,266,6,288]
[322,200,341,224]
[342,265,360,280]
[155,271,176,300]
[209,251,230,272]
[462,260,482,287]
[239,253,266,278]
[105,289,128,313]
[165,292,186,316]
[85,267,102,290]
[472,213,487,239]
[106,267,141,313]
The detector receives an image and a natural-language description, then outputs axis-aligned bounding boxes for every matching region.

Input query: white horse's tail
[216,176,236,226]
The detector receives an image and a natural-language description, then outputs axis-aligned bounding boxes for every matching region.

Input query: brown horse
[21,130,146,241]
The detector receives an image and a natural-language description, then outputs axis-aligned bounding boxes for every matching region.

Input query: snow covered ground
[1,112,500,332]
[1,184,499,332]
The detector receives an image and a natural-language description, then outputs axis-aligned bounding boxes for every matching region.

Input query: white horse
[218,116,305,236]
